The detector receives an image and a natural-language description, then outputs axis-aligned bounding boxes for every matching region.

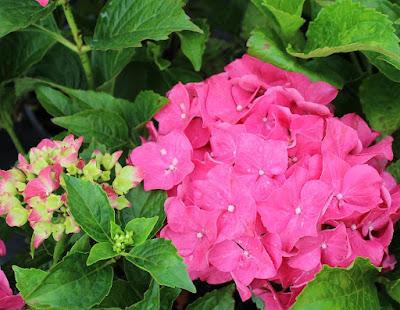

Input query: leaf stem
[31,24,78,53]
[0,110,26,156]
[61,1,95,90]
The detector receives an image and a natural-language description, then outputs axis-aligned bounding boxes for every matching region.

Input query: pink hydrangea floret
[128,55,399,309]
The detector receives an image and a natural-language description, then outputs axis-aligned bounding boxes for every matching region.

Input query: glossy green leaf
[359,73,400,136]
[0,30,55,85]
[63,175,115,243]
[247,27,344,88]
[186,284,235,310]
[68,233,91,255]
[89,0,201,50]
[87,242,116,266]
[381,277,400,303]
[124,238,196,293]
[53,233,71,264]
[53,109,129,149]
[122,184,167,238]
[178,19,210,71]
[0,0,56,38]
[127,280,160,310]
[125,217,159,246]
[291,257,380,309]
[252,295,265,310]
[15,253,113,309]
[147,41,171,71]
[124,259,152,300]
[94,279,141,308]
[13,267,47,295]
[288,0,400,79]
[160,287,181,310]
[35,85,79,117]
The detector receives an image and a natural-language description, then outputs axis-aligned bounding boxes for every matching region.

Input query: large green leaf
[247,27,344,88]
[186,284,235,310]
[14,253,113,309]
[35,85,79,117]
[359,73,400,136]
[0,0,56,38]
[387,160,400,183]
[88,0,201,50]
[122,184,167,238]
[87,242,116,266]
[53,109,129,149]
[177,19,210,71]
[91,48,135,88]
[0,30,55,84]
[63,175,115,243]
[127,280,160,310]
[124,259,152,300]
[292,257,380,309]
[288,0,400,79]
[160,287,181,310]
[13,267,47,295]
[124,238,196,293]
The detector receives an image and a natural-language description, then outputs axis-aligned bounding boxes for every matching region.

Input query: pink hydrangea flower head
[0,266,25,310]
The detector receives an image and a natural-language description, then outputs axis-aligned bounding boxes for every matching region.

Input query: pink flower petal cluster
[0,242,25,310]
[35,0,49,6]
[129,55,400,309]
[0,135,144,249]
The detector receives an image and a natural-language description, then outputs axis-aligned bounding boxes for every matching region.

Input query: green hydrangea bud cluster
[112,231,134,253]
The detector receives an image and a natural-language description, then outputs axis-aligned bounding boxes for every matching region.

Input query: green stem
[5,126,25,156]
[62,1,95,90]
[31,24,78,53]
[350,52,363,75]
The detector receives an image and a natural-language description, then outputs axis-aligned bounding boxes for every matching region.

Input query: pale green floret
[99,170,111,182]
[82,160,102,181]
[66,163,81,176]
[15,181,26,192]
[112,231,134,253]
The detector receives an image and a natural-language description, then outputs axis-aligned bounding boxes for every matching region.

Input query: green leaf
[91,48,135,88]
[125,217,159,246]
[287,0,400,79]
[127,280,160,310]
[124,238,196,293]
[87,242,116,266]
[241,2,270,40]
[53,233,71,264]
[15,253,113,309]
[79,137,108,163]
[63,175,115,243]
[53,109,129,149]
[359,73,400,136]
[381,277,400,303]
[0,30,55,85]
[247,27,344,88]
[291,257,380,309]
[124,259,152,300]
[28,43,85,89]
[0,0,57,38]
[89,0,201,50]
[147,41,171,71]
[13,267,47,295]
[186,284,235,310]
[68,233,91,255]
[122,184,167,238]
[252,294,265,310]
[94,279,141,308]
[387,160,400,183]
[35,85,79,117]
[262,0,305,41]
[177,19,210,71]
[110,221,124,240]
[160,287,181,310]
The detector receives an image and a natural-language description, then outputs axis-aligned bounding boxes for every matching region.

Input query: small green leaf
[13,267,47,295]
[291,257,380,309]
[186,283,235,310]
[381,277,400,303]
[53,109,129,149]
[125,217,159,246]
[35,85,79,117]
[252,294,265,310]
[122,184,167,238]
[124,238,196,293]
[15,253,113,309]
[89,0,201,50]
[359,73,400,136]
[0,0,57,38]
[110,221,124,240]
[79,137,108,163]
[127,280,160,310]
[53,233,71,264]
[68,233,91,255]
[87,242,116,266]
[147,41,171,71]
[387,160,400,183]
[178,19,210,71]
[63,175,115,243]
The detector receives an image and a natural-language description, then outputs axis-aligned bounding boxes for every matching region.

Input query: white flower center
[197,232,203,239]
[258,169,265,176]
[336,193,343,200]
[262,117,268,123]
[236,105,243,111]
[295,206,302,215]
[321,241,327,249]
[228,205,235,212]
[351,224,357,230]
[160,148,167,155]
[181,113,187,119]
